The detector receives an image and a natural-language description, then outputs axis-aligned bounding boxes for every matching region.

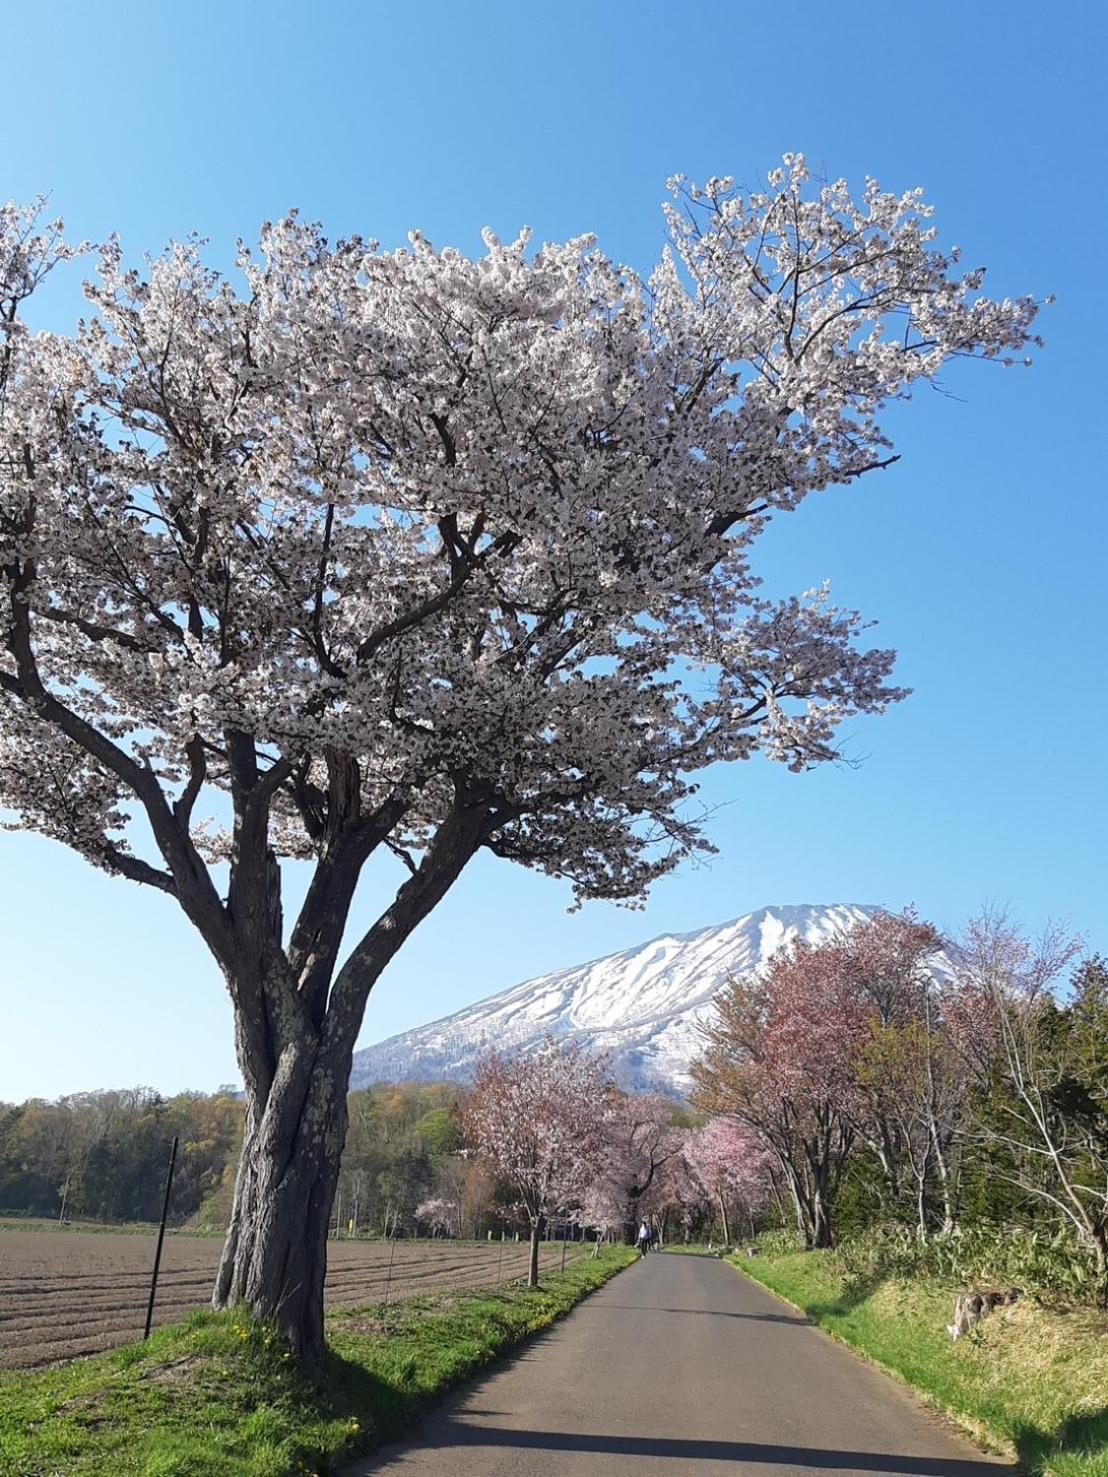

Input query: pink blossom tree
[579,1179,627,1251]
[691,939,871,1247]
[685,1117,773,1245]
[462,1041,610,1285]
[842,909,963,1230]
[0,165,1040,1363]
[592,1091,683,1241]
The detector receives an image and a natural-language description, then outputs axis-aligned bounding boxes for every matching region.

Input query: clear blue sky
[2,0,1104,1102]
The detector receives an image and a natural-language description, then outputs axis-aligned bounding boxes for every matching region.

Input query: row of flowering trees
[460,1042,771,1283]
[690,909,1108,1289]
[9,913,1097,1293]
[459,907,1107,1298]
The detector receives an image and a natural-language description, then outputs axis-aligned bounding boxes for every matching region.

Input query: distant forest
[0,1082,483,1235]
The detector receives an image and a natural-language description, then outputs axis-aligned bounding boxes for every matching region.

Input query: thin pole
[57,1174,69,1227]
[382,1233,397,1309]
[144,1136,179,1340]
[561,1221,568,1272]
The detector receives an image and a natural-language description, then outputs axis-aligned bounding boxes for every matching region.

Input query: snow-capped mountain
[350,902,879,1094]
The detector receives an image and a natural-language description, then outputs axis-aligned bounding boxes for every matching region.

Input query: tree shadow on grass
[1013,1407,1108,1474]
[824,1268,892,1314]
[318,1345,423,1447]
[737,1254,889,1316]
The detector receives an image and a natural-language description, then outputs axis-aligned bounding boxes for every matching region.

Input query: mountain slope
[350,902,879,1093]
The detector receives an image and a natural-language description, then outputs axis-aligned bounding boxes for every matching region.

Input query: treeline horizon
[0,1078,692,1238]
[0,1081,465,1233]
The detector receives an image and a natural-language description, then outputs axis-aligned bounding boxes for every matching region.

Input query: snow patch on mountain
[351,902,880,1093]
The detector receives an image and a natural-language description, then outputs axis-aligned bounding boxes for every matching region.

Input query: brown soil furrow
[0,1292,209,1335]
[0,1276,215,1308]
[0,1228,588,1369]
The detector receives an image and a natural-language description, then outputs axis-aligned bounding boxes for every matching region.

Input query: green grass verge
[731,1249,1108,1477]
[0,1245,636,1477]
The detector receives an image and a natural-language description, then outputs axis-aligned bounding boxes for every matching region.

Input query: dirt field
[0,1227,585,1370]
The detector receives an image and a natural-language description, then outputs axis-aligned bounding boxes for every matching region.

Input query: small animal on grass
[947,1287,1021,1341]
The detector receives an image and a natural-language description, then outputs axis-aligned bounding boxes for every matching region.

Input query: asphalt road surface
[354,1251,1013,1476]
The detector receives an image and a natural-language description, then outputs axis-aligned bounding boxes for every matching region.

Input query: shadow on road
[596,1303,809,1326]
[424,1423,1010,1474]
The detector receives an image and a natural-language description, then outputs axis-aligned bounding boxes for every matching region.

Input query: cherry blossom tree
[684,1116,772,1245]
[691,938,871,1247]
[461,1041,609,1285]
[0,161,1041,1364]
[579,1179,627,1250]
[414,1195,458,1238]
[649,1137,702,1245]
[843,910,963,1229]
[592,1091,682,1240]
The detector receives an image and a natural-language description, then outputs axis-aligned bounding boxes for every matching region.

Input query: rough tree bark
[211,995,356,1369]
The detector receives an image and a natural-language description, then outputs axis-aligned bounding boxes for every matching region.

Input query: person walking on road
[637,1221,650,1256]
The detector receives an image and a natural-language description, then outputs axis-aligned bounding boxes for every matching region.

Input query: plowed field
[0,1229,582,1369]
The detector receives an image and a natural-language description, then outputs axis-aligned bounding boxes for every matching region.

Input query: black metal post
[383,1233,397,1309]
[144,1135,179,1339]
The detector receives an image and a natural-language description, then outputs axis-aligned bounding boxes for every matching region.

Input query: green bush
[834,1224,1102,1303]
[752,1227,805,1257]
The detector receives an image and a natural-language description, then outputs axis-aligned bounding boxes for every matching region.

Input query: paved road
[353,1252,1012,1476]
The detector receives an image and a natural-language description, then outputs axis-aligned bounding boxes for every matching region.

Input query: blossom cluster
[0,164,1041,910]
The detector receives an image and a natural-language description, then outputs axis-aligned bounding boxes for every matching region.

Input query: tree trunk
[1089,1223,1108,1308]
[785,1169,810,1246]
[931,1129,956,1235]
[811,1187,833,1249]
[718,1192,731,1248]
[212,1038,349,1374]
[208,795,488,1371]
[528,1214,546,1287]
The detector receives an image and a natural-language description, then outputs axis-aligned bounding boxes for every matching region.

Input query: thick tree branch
[3,568,232,965]
[104,846,177,893]
[318,794,495,1072]
[287,786,414,1024]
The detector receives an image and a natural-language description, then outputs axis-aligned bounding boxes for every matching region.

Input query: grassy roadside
[0,1245,636,1477]
[731,1249,1108,1477]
